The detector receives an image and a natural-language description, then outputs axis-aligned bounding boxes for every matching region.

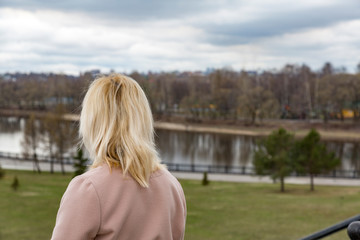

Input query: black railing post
[348,221,360,240]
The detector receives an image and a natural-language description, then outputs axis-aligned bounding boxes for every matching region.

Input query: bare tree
[21,113,41,173]
[52,104,77,174]
[317,76,333,123]
[321,62,334,77]
[180,74,211,120]
[209,69,240,119]
[40,112,57,173]
[348,74,360,122]
[238,85,280,124]
[317,74,352,122]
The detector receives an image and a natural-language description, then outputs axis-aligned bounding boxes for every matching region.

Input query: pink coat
[51,165,186,240]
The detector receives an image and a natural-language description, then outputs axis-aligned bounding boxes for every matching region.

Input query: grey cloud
[0,0,223,20]
[0,53,128,72]
[1,0,359,73]
[3,0,359,46]
[200,3,360,45]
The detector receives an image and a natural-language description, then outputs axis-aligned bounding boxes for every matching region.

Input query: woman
[51,74,186,240]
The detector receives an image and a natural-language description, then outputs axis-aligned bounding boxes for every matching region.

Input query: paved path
[172,172,360,187]
[2,158,360,187]
[0,158,75,173]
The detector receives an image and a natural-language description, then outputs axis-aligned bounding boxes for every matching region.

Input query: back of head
[79,73,164,187]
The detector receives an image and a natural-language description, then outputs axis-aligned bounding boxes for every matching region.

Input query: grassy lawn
[1,170,360,240]
[0,170,72,240]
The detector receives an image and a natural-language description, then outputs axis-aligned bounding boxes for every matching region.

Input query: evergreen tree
[294,129,340,191]
[11,176,19,191]
[254,128,295,192]
[73,149,88,178]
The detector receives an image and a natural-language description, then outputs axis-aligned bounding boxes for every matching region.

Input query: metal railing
[165,162,360,179]
[2,151,360,179]
[165,162,254,175]
[299,215,360,240]
[0,151,73,164]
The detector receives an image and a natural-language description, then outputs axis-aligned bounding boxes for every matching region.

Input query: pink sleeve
[51,176,101,240]
[178,183,187,240]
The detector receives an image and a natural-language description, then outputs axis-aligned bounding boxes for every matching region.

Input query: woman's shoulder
[71,164,105,182]
[81,164,108,178]
[150,168,183,190]
[69,164,114,189]
[73,165,182,193]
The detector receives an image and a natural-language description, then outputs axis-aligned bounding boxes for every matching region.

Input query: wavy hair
[79,73,164,187]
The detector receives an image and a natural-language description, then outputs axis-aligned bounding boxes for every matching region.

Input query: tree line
[1,62,360,124]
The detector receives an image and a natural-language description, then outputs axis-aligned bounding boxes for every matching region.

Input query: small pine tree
[73,149,88,178]
[11,176,19,191]
[202,172,209,186]
[254,128,295,192]
[294,129,340,191]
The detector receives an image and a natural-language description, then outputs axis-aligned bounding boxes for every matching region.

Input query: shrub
[11,176,19,191]
[202,172,209,186]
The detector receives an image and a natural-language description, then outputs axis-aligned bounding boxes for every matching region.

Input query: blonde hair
[79,73,164,187]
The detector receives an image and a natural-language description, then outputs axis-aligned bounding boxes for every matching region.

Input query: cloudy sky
[1,0,360,75]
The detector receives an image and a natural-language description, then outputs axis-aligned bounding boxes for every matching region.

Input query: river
[0,116,359,172]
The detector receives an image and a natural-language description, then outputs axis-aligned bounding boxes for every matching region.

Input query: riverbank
[154,120,360,141]
[1,109,360,141]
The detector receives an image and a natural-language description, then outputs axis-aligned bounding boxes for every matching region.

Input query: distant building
[85,69,101,79]
[1,74,17,82]
[204,67,215,75]
[246,70,258,76]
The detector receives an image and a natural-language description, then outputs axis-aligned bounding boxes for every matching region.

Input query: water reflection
[212,134,233,166]
[155,129,256,167]
[0,117,22,133]
[238,136,256,166]
[0,117,78,157]
[325,141,360,171]
[350,143,360,170]
[0,117,360,170]
[155,129,360,171]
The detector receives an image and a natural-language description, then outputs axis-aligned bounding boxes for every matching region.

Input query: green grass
[183,180,360,240]
[1,170,360,240]
[0,170,72,240]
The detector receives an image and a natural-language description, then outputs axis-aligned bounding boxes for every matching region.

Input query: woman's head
[79,73,163,187]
